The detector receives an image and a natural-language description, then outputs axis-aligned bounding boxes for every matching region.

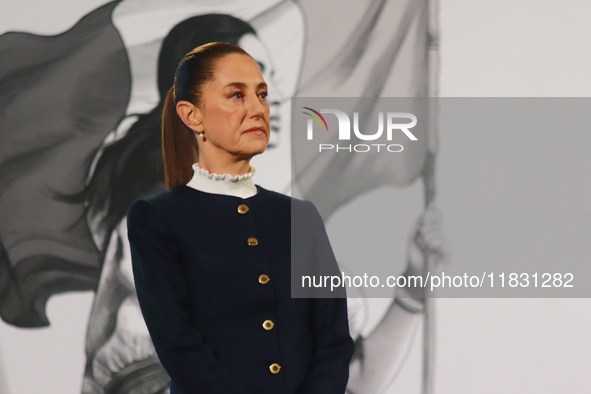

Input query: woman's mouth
[243,126,266,134]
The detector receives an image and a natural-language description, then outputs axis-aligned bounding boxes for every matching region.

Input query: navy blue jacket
[126,185,354,393]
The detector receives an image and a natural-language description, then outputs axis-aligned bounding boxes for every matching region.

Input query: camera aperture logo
[302,107,418,153]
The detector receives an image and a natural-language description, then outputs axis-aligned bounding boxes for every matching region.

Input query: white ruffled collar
[192,163,256,182]
[186,163,258,198]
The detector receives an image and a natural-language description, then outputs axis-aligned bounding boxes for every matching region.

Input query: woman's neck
[196,157,252,176]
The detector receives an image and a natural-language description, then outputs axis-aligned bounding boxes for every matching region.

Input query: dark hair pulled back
[78,15,255,242]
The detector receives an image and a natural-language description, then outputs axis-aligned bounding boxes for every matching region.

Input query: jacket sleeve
[126,199,251,394]
[295,201,355,394]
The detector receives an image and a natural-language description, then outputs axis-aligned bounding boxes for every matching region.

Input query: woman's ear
[176,101,204,132]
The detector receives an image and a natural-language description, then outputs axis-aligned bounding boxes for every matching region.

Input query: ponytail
[162,87,198,190]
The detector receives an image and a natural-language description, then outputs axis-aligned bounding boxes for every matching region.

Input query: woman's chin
[236,145,269,160]
[245,140,270,155]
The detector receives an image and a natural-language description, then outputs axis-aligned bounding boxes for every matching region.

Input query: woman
[80,14,287,393]
[126,42,355,393]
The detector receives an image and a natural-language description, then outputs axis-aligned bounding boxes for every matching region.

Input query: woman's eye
[258,91,268,100]
[230,91,244,99]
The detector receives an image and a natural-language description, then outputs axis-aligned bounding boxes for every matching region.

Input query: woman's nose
[247,93,267,118]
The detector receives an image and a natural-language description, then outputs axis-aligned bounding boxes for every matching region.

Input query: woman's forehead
[211,54,266,86]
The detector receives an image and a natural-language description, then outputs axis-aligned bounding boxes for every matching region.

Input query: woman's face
[237,33,281,147]
[197,53,270,161]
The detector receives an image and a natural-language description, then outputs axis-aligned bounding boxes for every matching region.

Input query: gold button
[269,363,281,374]
[258,274,270,285]
[262,320,275,331]
[247,237,258,246]
[237,204,249,214]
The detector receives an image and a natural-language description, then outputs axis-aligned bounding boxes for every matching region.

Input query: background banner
[1,1,590,393]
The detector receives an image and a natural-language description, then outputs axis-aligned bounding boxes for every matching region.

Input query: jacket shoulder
[126,187,185,220]
[259,186,322,229]
[256,185,312,211]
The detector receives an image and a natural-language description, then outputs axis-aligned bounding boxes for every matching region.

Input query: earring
[197,131,205,139]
